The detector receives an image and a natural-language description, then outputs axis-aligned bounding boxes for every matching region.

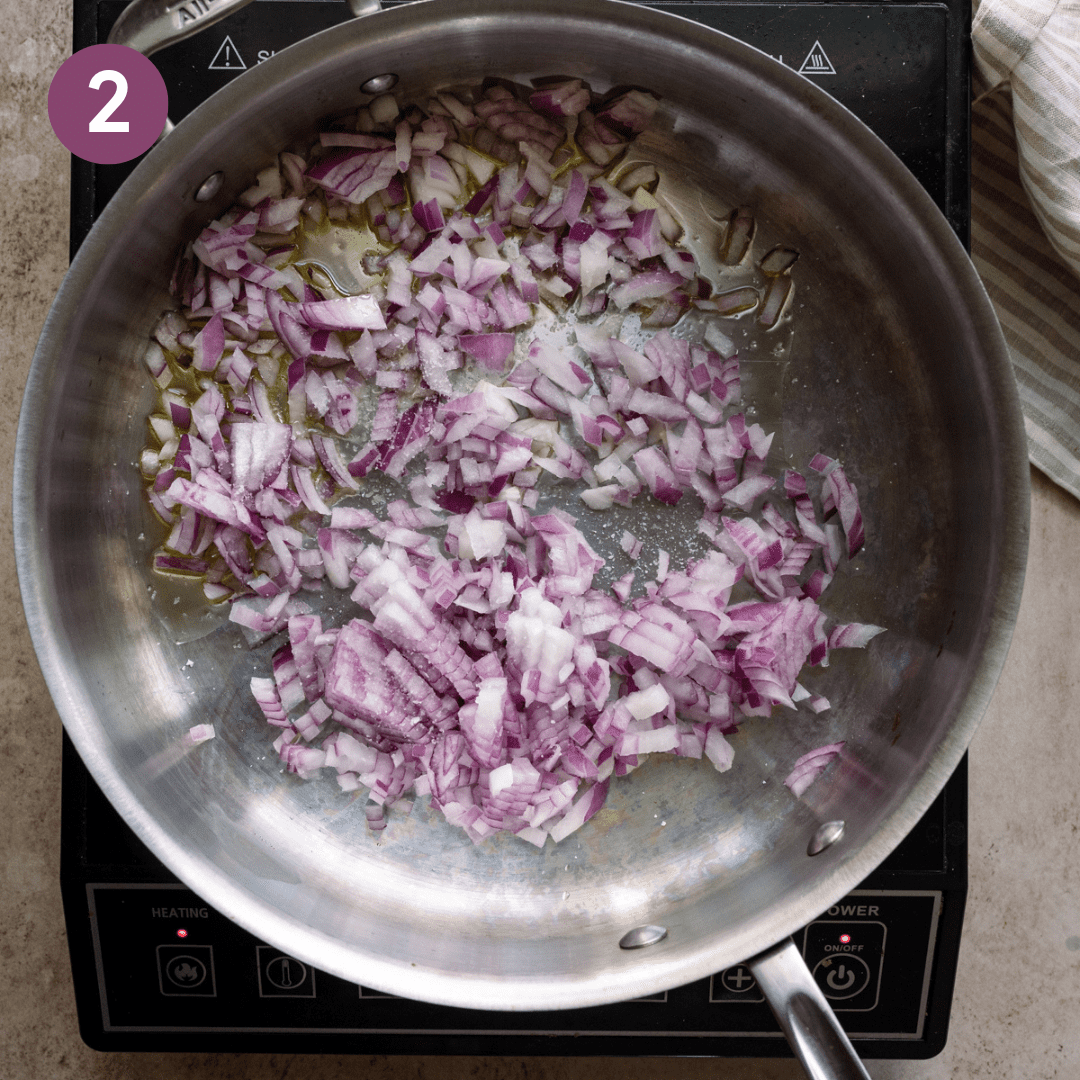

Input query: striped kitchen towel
[971,0,1080,500]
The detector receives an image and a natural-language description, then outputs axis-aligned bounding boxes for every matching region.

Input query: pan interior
[15,0,1026,1008]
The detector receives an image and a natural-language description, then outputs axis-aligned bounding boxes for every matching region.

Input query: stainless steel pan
[14,1,1029,1075]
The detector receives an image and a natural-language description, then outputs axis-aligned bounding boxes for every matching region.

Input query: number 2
[88,69,129,133]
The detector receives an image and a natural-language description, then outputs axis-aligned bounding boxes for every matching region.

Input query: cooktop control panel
[63,734,967,1056]
[82,880,941,1054]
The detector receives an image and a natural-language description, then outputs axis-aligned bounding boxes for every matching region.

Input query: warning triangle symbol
[209,35,247,71]
[798,40,836,76]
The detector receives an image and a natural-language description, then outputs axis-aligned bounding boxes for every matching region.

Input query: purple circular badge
[48,44,169,165]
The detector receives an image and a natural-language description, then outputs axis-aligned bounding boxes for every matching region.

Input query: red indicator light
[839,933,851,944]
[177,928,189,939]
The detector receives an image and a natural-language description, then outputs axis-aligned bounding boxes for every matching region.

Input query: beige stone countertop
[3,4,1079,1078]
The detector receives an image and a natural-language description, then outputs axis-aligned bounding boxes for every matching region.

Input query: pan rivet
[619,924,668,950]
[361,73,398,95]
[807,820,845,857]
[194,171,225,203]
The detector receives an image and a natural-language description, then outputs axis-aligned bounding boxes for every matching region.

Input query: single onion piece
[824,464,866,557]
[580,484,620,510]
[191,313,225,373]
[783,741,845,797]
[548,780,610,843]
[527,339,592,396]
[759,246,800,276]
[620,530,643,560]
[144,341,172,388]
[758,274,793,329]
[528,78,591,118]
[154,554,209,576]
[827,622,885,650]
[595,89,659,137]
[704,726,735,771]
[633,446,683,505]
[299,294,387,332]
[711,286,759,316]
[460,332,516,371]
[719,206,754,264]
[412,196,445,233]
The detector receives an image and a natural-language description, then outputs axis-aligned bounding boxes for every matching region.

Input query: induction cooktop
[62,0,971,1057]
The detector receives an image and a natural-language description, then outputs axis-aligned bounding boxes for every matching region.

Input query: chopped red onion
[141,73,880,847]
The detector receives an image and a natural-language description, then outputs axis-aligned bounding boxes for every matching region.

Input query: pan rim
[14,0,1029,1009]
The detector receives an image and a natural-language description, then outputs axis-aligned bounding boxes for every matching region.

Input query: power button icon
[811,954,872,1000]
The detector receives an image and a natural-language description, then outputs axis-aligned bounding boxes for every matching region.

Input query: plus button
[722,965,756,992]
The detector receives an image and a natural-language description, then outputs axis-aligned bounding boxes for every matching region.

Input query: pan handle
[107,0,382,58]
[107,0,258,58]
[748,938,873,1080]
[106,0,383,138]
